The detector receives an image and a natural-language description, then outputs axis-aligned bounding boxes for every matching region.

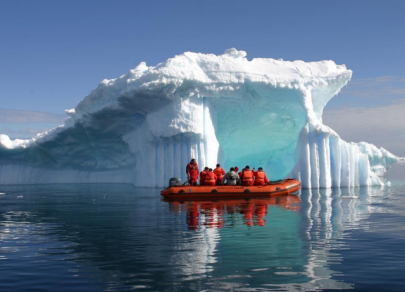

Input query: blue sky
[1,1,405,155]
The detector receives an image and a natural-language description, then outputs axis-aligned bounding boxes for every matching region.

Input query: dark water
[1,180,405,292]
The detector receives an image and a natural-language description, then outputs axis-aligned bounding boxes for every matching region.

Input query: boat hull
[161,178,301,199]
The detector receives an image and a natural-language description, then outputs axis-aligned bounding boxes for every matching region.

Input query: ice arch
[0,49,398,187]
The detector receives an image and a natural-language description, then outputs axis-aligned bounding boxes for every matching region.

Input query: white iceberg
[0,49,398,187]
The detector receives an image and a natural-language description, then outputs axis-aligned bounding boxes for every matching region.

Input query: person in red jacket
[213,164,225,185]
[253,167,269,186]
[186,159,199,186]
[240,166,254,186]
[203,168,217,186]
[200,167,209,185]
[234,166,239,173]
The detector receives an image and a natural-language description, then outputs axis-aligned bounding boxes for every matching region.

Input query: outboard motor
[169,177,182,187]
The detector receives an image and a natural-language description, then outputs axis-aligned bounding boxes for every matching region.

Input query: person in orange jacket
[199,167,209,185]
[253,167,269,186]
[240,166,254,186]
[186,158,199,186]
[203,168,217,186]
[213,164,225,185]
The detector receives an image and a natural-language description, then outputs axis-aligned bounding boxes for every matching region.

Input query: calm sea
[1,178,405,291]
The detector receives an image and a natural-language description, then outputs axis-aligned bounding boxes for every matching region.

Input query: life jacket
[187,163,199,178]
[213,167,224,179]
[200,171,208,184]
[204,172,216,183]
[255,171,265,182]
[242,170,253,182]
[187,163,198,171]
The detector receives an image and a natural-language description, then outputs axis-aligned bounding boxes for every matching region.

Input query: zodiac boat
[161,178,301,199]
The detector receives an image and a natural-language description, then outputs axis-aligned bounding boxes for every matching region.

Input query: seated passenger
[254,167,269,186]
[222,167,240,185]
[213,164,225,185]
[204,168,217,186]
[200,167,209,185]
[240,166,254,186]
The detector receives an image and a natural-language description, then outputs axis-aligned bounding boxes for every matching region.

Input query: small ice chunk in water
[387,181,392,186]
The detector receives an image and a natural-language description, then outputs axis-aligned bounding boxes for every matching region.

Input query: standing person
[213,164,225,185]
[200,167,209,185]
[222,167,240,185]
[234,166,239,173]
[254,167,269,186]
[203,168,217,186]
[240,166,254,186]
[186,159,199,186]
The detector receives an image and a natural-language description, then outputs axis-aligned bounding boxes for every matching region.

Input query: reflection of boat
[161,178,301,199]
[164,195,301,229]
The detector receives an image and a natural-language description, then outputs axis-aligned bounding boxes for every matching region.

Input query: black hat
[204,167,209,170]
[245,165,250,169]
[230,167,235,171]
[209,168,213,172]
[258,167,263,170]
[216,164,220,167]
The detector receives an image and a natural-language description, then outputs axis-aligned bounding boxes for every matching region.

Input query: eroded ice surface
[0,49,398,187]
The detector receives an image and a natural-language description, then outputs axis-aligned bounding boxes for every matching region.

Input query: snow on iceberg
[0,48,398,187]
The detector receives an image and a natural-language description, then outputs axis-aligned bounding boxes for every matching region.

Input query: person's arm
[221,168,225,175]
[186,164,191,180]
[221,174,227,184]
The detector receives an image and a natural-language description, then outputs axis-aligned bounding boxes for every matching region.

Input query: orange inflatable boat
[161,178,301,199]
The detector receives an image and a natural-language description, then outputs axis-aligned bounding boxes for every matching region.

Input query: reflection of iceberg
[0,184,391,291]
[168,227,219,280]
[176,187,381,291]
[166,202,219,279]
[0,185,222,289]
[0,49,398,187]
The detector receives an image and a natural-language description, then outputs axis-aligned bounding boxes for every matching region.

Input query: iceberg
[0,48,398,187]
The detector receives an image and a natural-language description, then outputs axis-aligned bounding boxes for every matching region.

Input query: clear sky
[1,1,405,156]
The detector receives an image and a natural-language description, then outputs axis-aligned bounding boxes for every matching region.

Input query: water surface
[1,180,405,291]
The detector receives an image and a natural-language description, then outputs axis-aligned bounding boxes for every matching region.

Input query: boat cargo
[161,178,301,199]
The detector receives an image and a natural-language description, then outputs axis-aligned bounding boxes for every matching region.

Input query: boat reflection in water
[0,184,391,291]
[162,186,383,291]
[164,195,301,229]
